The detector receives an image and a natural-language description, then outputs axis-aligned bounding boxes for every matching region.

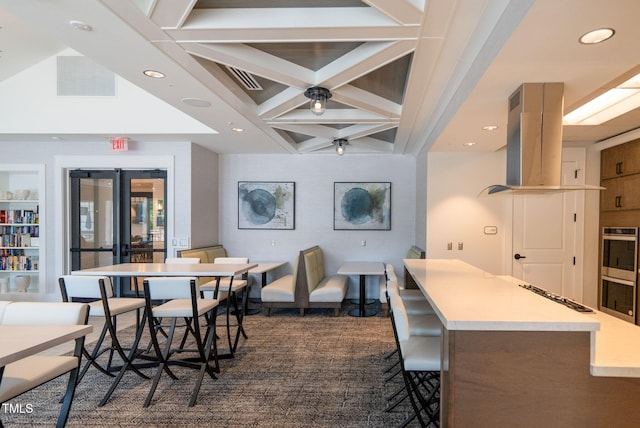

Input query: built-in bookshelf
[0,165,44,295]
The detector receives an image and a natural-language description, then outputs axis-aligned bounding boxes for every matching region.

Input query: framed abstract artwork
[334,182,391,230]
[238,181,295,229]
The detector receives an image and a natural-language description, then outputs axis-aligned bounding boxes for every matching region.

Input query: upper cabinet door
[601,139,640,180]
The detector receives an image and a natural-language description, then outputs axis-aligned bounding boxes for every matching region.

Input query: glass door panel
[70,169,167,296]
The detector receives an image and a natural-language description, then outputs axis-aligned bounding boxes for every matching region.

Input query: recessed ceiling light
[579,28,615,45]
[482,125,498,131]
[463,142,476,147]
[181,98,211,107]
[143,70,165,79]
[69,20,92,32]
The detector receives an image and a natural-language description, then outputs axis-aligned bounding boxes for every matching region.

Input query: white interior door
[512,160,581,299]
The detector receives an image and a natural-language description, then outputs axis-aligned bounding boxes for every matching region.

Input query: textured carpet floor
[1,303,419,427]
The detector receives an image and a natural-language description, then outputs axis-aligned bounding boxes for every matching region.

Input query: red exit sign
[111,137,129,151]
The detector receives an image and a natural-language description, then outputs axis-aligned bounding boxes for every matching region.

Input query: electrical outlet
[361,240,366,246]
[271,240,276,246]
[458,242,463,250]
[447,242,453,250]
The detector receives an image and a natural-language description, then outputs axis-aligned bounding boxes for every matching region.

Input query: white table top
[337,261,385,276]
[0,324,93,367]
[249,261,287,274]
[72,262,258,277]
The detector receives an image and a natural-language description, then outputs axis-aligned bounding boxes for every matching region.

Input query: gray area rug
[2,303,418,427]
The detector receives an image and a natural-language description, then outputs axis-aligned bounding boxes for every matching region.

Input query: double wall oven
[600,227,639,322]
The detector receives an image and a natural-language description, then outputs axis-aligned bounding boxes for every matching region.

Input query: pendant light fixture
[304,86,331,115]
[333,138,348,155]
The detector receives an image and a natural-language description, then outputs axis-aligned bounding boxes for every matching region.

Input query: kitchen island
[404,258,640,428]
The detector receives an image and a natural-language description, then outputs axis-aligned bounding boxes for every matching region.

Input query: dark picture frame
[334,182,391,230]
[238,181,295,230]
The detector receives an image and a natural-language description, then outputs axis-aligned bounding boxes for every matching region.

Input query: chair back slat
[59,275,113,300]
[144,277,197,300]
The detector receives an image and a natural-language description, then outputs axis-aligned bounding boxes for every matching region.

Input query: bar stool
[385,279,442,418]
[58,275,148,386]
[142,276,219,407]
[389,293,441,427]
[199,257,252,356]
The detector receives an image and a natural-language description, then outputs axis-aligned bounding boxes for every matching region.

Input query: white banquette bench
[262,246,348,316]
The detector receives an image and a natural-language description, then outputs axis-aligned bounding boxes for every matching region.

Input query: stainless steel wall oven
[601,227,638,322]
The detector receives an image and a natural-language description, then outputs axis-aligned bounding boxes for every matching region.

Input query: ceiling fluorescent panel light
[564,72,640,125]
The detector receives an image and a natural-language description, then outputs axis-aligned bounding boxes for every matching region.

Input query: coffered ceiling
[1,0,640,155]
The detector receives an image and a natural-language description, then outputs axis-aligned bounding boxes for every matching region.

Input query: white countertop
[404,259,599,332]
[404,258,640,378]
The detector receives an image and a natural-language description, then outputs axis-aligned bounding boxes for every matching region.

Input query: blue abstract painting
[334,182,391,230]
[238,182,295,229]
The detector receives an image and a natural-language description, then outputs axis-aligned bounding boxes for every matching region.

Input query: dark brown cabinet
[601,174,640,211]
[599,139,640,325]
[601,138,640,179]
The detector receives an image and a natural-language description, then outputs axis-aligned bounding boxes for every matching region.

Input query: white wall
[218,154,417,299]
[426,150,510,274]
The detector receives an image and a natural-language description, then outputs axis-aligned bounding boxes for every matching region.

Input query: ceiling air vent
[225,66,262,91]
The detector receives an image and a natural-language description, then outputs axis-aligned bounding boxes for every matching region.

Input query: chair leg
[78,323,114,381]
[144,317,178,408]
[189,309,219,407]
[56,336,84,428]
[98,311,150,407]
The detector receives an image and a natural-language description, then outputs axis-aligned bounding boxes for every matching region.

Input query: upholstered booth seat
[261,274,296,302]
[308,276,348,302]
[262,246,347,316]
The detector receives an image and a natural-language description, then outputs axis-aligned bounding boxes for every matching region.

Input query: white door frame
[53,155,175,290]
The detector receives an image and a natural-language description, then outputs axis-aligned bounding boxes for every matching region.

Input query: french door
[69,169,167,295]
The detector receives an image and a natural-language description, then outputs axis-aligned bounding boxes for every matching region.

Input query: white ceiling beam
[258,89,308,121]
[363,0,424,25]
[148,0,196,28]
[166,7,419,43]
[184,43,313,88]
[297,137,335,153]
[317,40,415,88]
[338,123,399,140]
[333,85,402,118]
[268,109,392,124]
[269,124,338,139]
[182,8,405,30]
[348,137,394,153]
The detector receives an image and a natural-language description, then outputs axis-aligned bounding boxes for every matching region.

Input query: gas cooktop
[518,284,594,313]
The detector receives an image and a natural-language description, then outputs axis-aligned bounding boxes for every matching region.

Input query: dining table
[71,262,258,282]
[337,261,385,317]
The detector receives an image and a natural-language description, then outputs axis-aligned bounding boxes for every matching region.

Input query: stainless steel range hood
[480,82,603,196]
